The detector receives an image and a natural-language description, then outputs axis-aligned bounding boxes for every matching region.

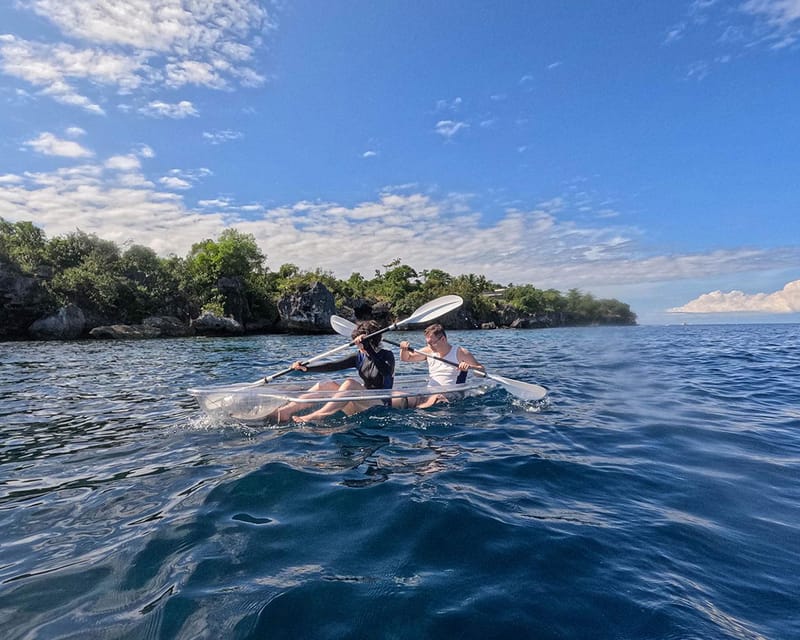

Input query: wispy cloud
[0,0,270,113]
[519,74,534,87]
[741,0,800,47]
[669,279,800,313]
[65,126,86,138]
[158,168,212,190]
[2,155,798,293]
[435,120,469,140]
[668,0,800,77]
[435,97,462,111]
[202,129,244,145]
[140,100,199,119]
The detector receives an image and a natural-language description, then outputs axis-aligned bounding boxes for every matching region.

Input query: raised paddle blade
[399,295,463,326]
[330,315,356,337]
[343,295,465,343]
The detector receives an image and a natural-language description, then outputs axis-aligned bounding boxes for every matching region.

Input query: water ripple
[1,326,799,639]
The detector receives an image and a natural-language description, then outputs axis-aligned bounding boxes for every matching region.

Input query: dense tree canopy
[0,218,637,328]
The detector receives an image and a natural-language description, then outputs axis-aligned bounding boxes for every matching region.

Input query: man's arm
[399,341,429,363]
[457,347,485,371]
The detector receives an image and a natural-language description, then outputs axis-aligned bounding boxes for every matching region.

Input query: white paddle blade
[486,372,548,401]
[400,295,463,326]
[330,315,356,337]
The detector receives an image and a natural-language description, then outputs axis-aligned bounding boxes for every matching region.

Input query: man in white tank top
[398,323,485,408]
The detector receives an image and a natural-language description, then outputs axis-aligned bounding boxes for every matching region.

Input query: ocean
[1,325,798,639]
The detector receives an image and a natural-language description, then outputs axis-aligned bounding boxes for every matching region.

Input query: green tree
[367,261,420,312]
[0,218,48,271]
[119,245,188,320]
[182,229,277,324]
[48,257,126,319]
[44,229,121,274]
[184,230,265,302]
[505,284,546,314]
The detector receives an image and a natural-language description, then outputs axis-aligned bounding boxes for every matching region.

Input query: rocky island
[1,221,636,341]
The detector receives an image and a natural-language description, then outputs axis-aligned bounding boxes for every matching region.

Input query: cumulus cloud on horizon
[2,152,800,296]
[669,280,800,314]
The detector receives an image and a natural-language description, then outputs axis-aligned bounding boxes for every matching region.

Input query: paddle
[330,315,548,401]
[250,295,464,386]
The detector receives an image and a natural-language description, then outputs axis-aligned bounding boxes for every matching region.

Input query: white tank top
[427,345,462,386]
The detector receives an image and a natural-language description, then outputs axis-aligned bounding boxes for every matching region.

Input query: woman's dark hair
[351,320,383,348]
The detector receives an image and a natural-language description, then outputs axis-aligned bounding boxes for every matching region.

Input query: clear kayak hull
[188,375,494,423]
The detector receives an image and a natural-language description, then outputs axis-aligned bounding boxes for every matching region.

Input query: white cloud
[435,120,469,139]
[1,158,798,296]
[741,0,800,47]
[668,280,800,313]
[0,0,270,111]
[105,155,141,171]
[202,129,244,144]
[159,168,211,190]
[435,97,462,111]
[670,0,800,75]
[0,161,219,256]
[159,176,192,190]
[26,0,269,54]
[136,144,155,159]
[0,35,147,113]
[24,132,93,158]
[362,150,377,158]
[140,100,199,118]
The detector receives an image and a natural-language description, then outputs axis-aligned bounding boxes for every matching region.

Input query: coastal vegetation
[1,218,636,337]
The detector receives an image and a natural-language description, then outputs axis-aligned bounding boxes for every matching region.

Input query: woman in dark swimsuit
[271,320,395,423]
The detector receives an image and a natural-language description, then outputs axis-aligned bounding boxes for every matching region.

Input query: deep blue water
[1,325,799,639]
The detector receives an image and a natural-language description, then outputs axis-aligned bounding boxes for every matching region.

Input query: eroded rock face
[190,311,245,336]
[28,304,86,340]
[276,281,336,333]
[142,316,194,337]
[89,324,161,340]
[88,317,194,340]
[0,262,53,339]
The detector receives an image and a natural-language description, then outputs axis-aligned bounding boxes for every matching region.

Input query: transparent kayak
[188,375,494,423]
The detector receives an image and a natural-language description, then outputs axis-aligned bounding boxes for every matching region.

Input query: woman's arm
[293,354,358,373]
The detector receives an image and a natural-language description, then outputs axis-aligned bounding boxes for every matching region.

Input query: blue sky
[1,0,799,325]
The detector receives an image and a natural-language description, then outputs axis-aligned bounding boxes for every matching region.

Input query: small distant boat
[188,375,495,424]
